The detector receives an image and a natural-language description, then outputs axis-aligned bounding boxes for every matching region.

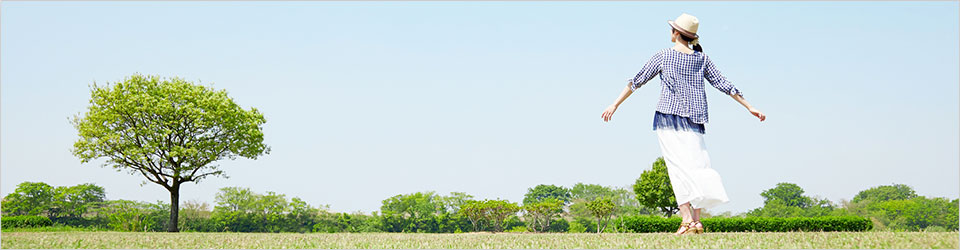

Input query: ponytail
[673,28,703,52]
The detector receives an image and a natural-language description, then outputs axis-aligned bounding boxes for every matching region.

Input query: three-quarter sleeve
[703,54,742,97]
[628,51,664,91]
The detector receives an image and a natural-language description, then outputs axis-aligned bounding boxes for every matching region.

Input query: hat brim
[668,20,699,39]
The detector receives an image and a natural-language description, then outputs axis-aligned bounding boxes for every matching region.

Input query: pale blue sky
[2,1,958,215]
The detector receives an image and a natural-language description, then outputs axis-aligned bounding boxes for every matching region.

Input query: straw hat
[668,13,699,39]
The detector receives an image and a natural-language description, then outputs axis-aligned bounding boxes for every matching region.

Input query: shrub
[50,216,108,229]
[506,226,529,232]
[620,215,872,232]
[1,215,54,228]
[567,221,587,233]
[547,218,569,232]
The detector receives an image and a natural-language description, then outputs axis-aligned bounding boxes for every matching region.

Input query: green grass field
[1,231,957,249]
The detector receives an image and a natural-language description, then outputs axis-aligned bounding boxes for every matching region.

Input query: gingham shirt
[629,48,742,124]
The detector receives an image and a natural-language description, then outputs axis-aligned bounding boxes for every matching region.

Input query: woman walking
[601,13,766,235]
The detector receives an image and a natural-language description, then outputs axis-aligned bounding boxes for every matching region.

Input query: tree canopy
[852,184,918,203]
[760,182,813,208]
[71,74,269,231]
[523,184,572,206]
[633,157,678,217]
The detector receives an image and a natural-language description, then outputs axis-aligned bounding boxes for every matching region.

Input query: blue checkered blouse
[629,48,742,126]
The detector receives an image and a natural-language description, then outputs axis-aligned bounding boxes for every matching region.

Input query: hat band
[668,21,699,39]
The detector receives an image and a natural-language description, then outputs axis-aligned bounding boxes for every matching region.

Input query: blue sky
[2,1,958,215]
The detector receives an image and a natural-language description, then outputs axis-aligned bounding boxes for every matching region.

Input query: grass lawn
[1,231,957,249]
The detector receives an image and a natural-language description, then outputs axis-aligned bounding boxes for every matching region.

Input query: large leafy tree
[523,184,572,206]
[1,182,56,216]
[585,197,616,233]
[484,199,520,232]
[71,74,269,232]
[380,191,443,232]
[747,183,841,218]
[862,196,959,231]
[760,182,813,208]
[633,157,679,217]
[458,200,486,232]
[437,192,474,214]
[521,197,564,232]
[852,184,918,203]
[213,187,260,213]
[53,183,106,218]
[570,183,615,202]
[1,182,106,218]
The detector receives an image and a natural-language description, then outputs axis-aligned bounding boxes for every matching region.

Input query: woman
[601,13,766,235]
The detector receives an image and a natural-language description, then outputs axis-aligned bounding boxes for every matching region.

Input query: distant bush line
[2,180,955,233]
[620,215,872,233]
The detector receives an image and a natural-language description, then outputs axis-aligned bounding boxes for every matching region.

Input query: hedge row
[2,215,54,228]
[620,215,873,232]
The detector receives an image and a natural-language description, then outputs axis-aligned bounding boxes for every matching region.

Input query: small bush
[567,221,587,233]
[506,226,529,232]
[1,215,54,228]
[620,215,873,232]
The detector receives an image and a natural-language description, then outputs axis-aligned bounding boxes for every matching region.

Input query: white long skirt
[655,129,730,209]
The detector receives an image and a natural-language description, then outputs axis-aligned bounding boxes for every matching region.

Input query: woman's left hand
[749,107,766,122]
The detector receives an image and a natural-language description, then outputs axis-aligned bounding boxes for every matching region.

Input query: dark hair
[673,28,703,52]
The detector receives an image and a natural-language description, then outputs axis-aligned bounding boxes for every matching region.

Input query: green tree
[438,192,474,214]
[852,184,918,203]
[1,182,56,216]
[523,184,572,206]
[54,183,106,218]
[859,196,958,231]
[255,191,289,215]
[380,191,442,232]
[585,197,616,233]
[97,199,170,232]
[214,187,260,213]
[569,183,612,222]
[71,74,269,232]
[609,187,655,215]
[760,183,813,208]
[458,200,486,232]
[746,199,804,217]
[286,197,320,232]
[634,157,678,217]
[802,196,838,217]
[570,183,615,202]
[748,183,837,218]
[179,199,212,232]
[484,199,520,232]
[522,197,564,232]
[210,187,318,232]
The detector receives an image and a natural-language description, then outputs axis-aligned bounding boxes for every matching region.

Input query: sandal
[692,221,704,234]
[673,221,696,235]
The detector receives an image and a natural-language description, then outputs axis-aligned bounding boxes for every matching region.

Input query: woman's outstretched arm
[604,50,663,122]
[601,85,634,122]
[730,93,766,122]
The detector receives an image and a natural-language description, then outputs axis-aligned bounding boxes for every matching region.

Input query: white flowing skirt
[655,129,730,209]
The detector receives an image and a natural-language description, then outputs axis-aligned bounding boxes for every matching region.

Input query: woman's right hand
[602,104,618,122]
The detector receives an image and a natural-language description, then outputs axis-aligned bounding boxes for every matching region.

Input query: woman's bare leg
[691,207,704,233]
[675,202,693,234]
[678,202,692,222]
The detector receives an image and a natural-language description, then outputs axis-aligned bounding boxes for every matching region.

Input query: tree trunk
[596,216,601,233]
[167,184,180,232]
[543,217,550,233]
[600,217,607,233]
